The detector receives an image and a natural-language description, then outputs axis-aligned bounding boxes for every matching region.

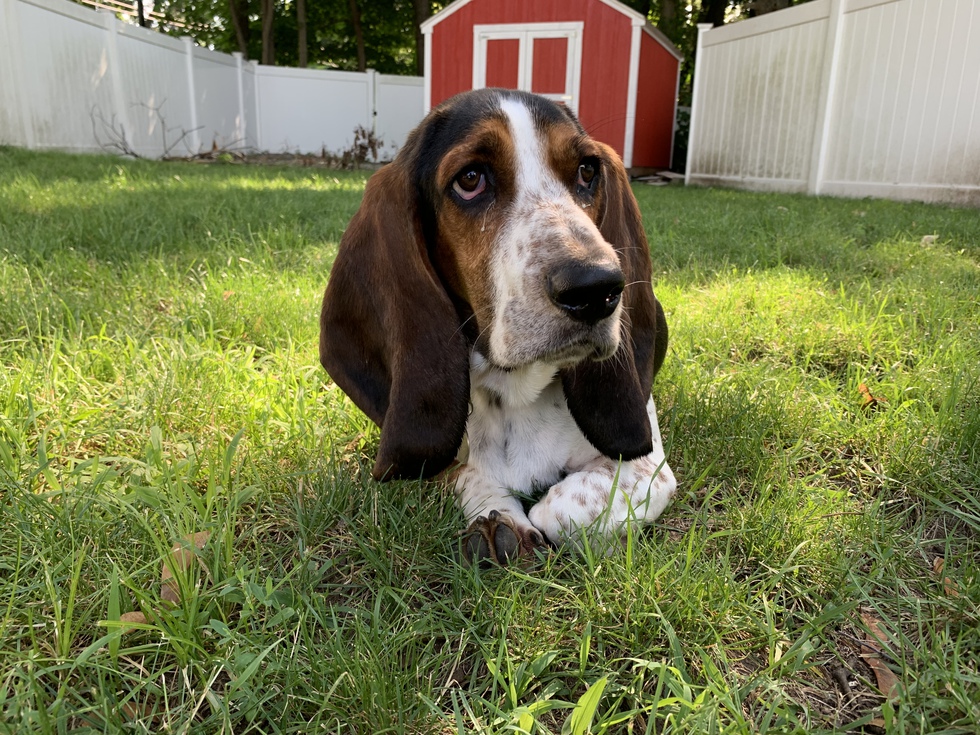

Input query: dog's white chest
[461,353,599,492]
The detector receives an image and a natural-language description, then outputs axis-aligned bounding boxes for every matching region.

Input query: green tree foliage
[84,0,814,80]
[150,0,445,72]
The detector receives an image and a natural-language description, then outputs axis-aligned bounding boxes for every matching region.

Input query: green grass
[1,145,978,734]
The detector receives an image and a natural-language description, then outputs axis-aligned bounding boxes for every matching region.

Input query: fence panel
[688,0,980,205]
[12,0,121,152]
[191,46,246,153]
[254,66,372,154]
[112,26,195,157]
[820,0,980,202]
[0,0,425,158]
[688,1,830,192]
[375,74,425,156]
[0,0,32,146]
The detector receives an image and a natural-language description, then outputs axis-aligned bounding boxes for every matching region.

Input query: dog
[320,88,676,564]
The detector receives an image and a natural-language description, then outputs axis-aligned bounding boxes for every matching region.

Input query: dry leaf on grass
[860,611,902,701]
[119,699,156,721]
[119,611,148,633]
[932,556,959,598]
[115,531,210,636]
[161,531,211,604]
[858,383,886,411]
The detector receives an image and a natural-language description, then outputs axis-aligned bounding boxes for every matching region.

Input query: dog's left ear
[560,143,668,461]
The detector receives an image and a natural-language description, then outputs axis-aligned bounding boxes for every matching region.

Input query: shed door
[473,22,583,114]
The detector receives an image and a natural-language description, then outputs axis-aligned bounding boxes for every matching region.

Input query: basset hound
[320,88,676,564]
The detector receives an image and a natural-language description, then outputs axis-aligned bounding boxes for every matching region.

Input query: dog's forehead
[442,89,576,140]
[414,90,581,184]
[497,97,590,197]
[499,97,546,188]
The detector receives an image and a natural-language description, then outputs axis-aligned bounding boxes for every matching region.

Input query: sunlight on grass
[1,146,978,733]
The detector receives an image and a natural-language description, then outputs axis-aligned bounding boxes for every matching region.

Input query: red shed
[421,0,683,170]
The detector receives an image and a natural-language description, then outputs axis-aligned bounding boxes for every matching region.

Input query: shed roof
[421,0,683,62]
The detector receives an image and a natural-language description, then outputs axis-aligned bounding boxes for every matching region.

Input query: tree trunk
[297,0,308,68]
[657,0,680,39]
[135,0,147,27]
[749,0,793,16]
[229,0,250,58]
[412,0,431,77]
[626,0,652,19]
[699,0,728,27]
[348,0,366,72]
[261,0,275,66]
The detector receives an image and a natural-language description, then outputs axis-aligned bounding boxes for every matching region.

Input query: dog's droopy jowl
[320,89,676,564]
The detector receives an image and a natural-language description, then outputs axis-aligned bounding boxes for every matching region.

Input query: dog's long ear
[320,159,470,480]
[560,143,668,461]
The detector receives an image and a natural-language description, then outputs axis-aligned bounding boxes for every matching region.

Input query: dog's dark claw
[460,512,548,567]
[465,519,492,562]
[493,523,519,561]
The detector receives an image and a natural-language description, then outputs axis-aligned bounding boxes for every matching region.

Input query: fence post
[0,0,35,148]
[685,23,714,186]
[102,10,132,152]
[808,0,845,195]
[422,26,433,114]
[252,62,262,152]
[233,51,246,150]
[182,36,201,154]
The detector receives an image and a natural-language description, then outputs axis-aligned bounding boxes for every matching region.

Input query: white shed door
[473,22,584,114]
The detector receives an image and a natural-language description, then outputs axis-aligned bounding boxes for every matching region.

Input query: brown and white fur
[320,89,676,563]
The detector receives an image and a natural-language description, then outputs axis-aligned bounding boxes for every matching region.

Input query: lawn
[0,145,978,734]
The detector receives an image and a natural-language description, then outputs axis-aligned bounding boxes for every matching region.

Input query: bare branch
[90,100,205,159]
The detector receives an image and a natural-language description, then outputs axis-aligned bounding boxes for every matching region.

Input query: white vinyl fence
[0,0,424,158]
[687,0,980,206]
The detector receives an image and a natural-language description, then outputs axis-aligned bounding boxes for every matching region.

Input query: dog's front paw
[461,510,548,567]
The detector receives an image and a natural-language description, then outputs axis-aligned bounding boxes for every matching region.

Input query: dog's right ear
[319,160,470,480]
[560,143,662,461]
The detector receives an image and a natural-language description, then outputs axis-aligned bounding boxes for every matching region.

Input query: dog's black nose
[547,262,625,324]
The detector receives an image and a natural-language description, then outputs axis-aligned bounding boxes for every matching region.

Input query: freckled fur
[487,99,623,369]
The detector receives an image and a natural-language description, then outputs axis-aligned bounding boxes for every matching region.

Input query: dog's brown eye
[453,168,487,200]
[578,162,597,188]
